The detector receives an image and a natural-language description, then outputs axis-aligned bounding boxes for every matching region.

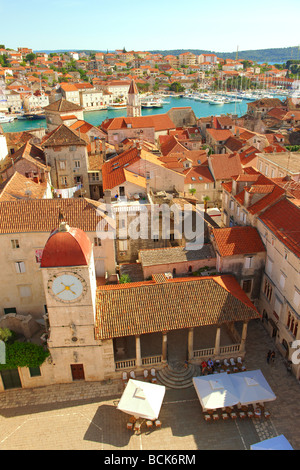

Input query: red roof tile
[259,198,300,257]
[212,226,266,257]
[95,275,259,339]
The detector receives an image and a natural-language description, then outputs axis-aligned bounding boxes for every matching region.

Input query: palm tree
[203,195,210,213]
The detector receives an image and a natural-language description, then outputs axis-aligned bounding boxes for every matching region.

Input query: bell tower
[40,221,103,382]
[127,79,141,117]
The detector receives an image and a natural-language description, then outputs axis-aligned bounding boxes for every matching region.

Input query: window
[4,307,17,315]
[19,286,32,298]
[94,237,102,247]
[279,272,286,289]
[274,297,282,316]
[293,289,300,308]
[266,256,273,275]
[11,239,20,249]
[69,145,76,151]
[242,279,252,293]
[15,261,25,273]
[74,160,80,168]
[29,367,41,377]
[264,278,273,302]
[61,176,67,186]
[153,234,159,242]
[59,161,66,170]
[119,240,127,251]
[244,257,253,269]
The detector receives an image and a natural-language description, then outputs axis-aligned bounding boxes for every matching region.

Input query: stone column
[214,326,221,356]
[240,322,248,354]
[162,331,168,363]
[135,335,142,367]
[188,328,194,361]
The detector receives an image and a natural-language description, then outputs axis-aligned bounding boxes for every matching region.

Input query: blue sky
[0,0,299,52]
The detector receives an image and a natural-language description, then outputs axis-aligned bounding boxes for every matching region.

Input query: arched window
[294,322,298,338]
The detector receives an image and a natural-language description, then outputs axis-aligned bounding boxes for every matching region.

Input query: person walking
[270,350,275,365]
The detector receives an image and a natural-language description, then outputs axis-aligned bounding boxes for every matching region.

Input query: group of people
[201,358,215,374]
[267,350,276,364]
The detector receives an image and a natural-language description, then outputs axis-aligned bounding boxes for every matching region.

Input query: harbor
[0,89,289,133]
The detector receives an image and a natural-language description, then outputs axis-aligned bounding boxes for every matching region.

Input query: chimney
[101,138,107,161]
[104,189,111,205]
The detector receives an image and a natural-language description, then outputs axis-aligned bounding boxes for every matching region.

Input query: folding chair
[150,368,157,383]
[129,370,136,379]
[143,369,149,380]
[155,420,161,428]
[122,372,128,386]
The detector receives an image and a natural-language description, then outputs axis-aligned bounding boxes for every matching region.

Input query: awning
[193,373,240,411]
[230,370,276,406]
[193,369,276,410]
[117,379,166,421]
[250,435,293,450]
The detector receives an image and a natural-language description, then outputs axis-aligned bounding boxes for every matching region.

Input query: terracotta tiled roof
[0,198,105,234]
[139,244,215,266]
[101,113,175,133]
[209,153,242,180]
[43,98,83,112]
[0,172,48,201]
[4,130,33,147]
[41,124,87,147]
[247,184,285,215]
[158,134,186,156]
[212,226,266,257]
[95,275,259,339]
[207,128,233,142]
[259,198,300,257]
[184,165,214,184]
[1,142,49,172]
[101,147,141,190]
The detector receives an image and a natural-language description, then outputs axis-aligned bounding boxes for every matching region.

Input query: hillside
[34,46,300,64]
[149,46,300,63]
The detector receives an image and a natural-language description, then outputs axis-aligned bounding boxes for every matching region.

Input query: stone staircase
[156,361,201,389]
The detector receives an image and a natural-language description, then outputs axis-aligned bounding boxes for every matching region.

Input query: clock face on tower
[47,272,88,303]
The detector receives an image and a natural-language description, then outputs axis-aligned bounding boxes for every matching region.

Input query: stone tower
[127,79,141,117]
[40,221,108,382]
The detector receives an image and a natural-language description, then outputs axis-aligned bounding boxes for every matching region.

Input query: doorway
[167,329,188,366]
[71,364,85,381]
[0,369,22,390]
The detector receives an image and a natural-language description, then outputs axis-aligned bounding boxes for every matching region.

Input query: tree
[25,52,36,64]
[169,82,185,93]
[0,341,50,370]
[119,274,131,284]
[203,195,210,213]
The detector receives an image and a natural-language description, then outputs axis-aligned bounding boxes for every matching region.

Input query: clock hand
[56,288,67,295]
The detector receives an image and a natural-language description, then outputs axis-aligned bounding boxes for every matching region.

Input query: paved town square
[0,319,299,451]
